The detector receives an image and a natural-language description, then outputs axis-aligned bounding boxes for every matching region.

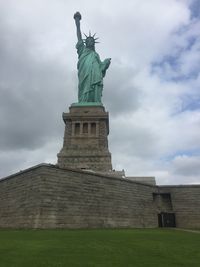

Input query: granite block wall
[0,168,43,228]
[0,164,157,229]
[0,164,200,229]
[158,185,200,229]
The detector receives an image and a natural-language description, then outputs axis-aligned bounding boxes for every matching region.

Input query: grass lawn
[0,229,199,267]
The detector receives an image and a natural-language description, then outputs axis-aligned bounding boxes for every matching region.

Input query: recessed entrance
[158,213,176,227]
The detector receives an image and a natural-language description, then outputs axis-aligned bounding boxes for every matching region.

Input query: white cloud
[172,155,200,176]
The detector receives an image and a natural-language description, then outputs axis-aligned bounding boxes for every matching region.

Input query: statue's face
[85,37,95,48]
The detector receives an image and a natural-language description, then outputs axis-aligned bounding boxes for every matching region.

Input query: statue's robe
[76,40,108,103]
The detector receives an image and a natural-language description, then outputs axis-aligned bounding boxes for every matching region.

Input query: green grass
[0,229,199,267]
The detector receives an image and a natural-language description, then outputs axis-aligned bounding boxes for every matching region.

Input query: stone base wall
[0,164,157,229]
[158,186,200,229]
[0,164,200,229]
[57,105,112,171]
[0,168,43,228]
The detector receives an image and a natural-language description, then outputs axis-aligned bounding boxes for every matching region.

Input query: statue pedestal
[57,105,112,171]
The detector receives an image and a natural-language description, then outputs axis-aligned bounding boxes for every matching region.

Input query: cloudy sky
[0,0,200,185]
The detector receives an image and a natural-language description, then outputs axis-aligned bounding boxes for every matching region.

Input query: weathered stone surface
[0,164,157,229]
[57,105,112,171]
[127,176,156,186]
[157,185,200,229]
[0,164,200,229]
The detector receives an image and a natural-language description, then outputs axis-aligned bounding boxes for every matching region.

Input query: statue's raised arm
[73,12,111,105]
[74,12,82,42]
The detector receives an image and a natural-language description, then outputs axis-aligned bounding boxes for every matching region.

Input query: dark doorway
[158,213,176,227]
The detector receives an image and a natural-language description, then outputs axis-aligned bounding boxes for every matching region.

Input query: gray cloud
[0,0,200,186]
[110,121,159,159]
[172,155,200,176]
[0,16,74,152]
[104,62,141,116]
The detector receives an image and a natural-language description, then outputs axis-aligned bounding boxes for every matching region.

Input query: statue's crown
[83,31,99,43]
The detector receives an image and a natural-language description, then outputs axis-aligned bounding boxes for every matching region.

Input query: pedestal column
[57,105,112,171]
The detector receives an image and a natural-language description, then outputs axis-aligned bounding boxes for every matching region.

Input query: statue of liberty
[73,12,111,104]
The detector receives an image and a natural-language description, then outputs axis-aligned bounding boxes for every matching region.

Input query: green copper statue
[74,12,111,104]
